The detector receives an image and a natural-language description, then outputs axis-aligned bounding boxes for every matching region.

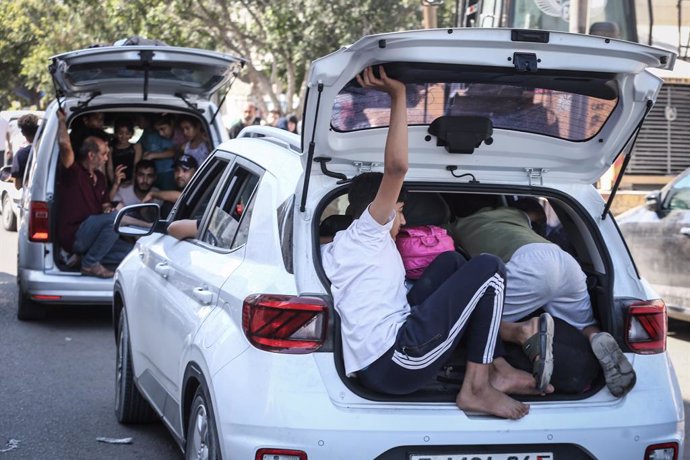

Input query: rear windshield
[331,81,618,141]
[65,63,229,92]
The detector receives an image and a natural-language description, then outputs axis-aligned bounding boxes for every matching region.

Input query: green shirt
[447,207,551,263]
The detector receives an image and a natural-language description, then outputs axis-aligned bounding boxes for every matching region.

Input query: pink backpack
[395,225,455,279]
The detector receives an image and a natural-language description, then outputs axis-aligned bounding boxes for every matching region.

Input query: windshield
[331,81,617,141]
[504,0,637,42]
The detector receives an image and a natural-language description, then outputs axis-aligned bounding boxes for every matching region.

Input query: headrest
[404,193,451,227]
[319,214,354,237]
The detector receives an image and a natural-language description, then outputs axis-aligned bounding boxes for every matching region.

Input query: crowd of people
[227,102,299,138]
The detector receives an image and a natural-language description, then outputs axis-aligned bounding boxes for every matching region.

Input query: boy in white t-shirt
[321,66,550,420]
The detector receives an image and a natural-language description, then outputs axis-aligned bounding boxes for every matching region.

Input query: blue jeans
[72,213,133,268]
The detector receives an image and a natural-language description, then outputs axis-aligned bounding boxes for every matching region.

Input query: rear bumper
[208,351,684,460]
[19,268,113,304]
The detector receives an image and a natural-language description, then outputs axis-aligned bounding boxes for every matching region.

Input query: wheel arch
[181,361,206,447]
[113,282,124,343]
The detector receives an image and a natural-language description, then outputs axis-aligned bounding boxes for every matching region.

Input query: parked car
[618,166,690,321]
[0,165,20,230]
[15,38,243,320]
[113,29,683,459]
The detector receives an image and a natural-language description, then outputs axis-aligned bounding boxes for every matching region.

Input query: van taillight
[29,201,50,242]
[242,294,328,353]
[626,300,667,354]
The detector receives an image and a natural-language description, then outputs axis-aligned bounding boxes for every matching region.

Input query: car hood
[50,45,244,100]
[301,28,675,185]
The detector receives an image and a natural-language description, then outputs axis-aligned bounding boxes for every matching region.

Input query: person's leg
[100,237,134,268]
[406,251,466,306]
[73,213,119,268]
[359,254,532,419]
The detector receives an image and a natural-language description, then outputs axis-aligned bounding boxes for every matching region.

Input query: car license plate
[410,453,553,460]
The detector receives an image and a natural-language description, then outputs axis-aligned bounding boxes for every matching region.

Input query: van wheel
[115,312,157,423]
[185,387,220,460]
[17,293,44,321]
[2,193,16,231]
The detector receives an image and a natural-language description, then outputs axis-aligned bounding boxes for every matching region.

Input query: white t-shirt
[321,207,410,376]
[114,184,160,207]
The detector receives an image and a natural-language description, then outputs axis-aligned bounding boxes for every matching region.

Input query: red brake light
[242,294,328,354]
[626,300,667,354]
[255,448,307,460]
[644,442,678,460]
[29,201,50,242]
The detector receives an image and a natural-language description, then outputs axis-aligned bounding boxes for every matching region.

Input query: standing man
[0,114,8,167]
[56,110,132,278]
[10,114,39,189]
[228,102,259,138]
[111,159,159,207]
[144,153,198,218]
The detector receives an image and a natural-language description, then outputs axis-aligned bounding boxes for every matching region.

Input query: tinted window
[175,158,228,222]
[201,165,260,250]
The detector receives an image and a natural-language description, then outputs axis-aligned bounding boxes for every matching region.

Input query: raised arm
[57,109,75,169]
[357,66,408,225]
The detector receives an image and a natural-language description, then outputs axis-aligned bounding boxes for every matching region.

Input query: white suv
[113,29,684,459]
[15,39,242,319]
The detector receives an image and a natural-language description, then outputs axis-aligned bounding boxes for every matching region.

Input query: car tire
[115,311,157,423]
[2,192,16,231]
[16,292,44,321]
[185,386,221,460]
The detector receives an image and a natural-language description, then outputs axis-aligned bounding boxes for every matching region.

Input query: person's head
[17,114,39,142]
[78,130,110,170]
[153,113,176,139]
[178,115,203,142]
[513,197,547,236]
[133,159,157,194]
[82,112,105,129]
[266,109,281,127]
[173,154,198,190]
[113,117,135,145]
[348,172,408,238]
[287,114,298,133]
[242,102,257,125]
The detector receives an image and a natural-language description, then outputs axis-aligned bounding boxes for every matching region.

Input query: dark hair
[178,114,201,128]
[153,113,176,127]
[77,137,102,161]
[135,159,156,172]
[18,114,39,140]
[113,116,134,133]
[347,172,408,219]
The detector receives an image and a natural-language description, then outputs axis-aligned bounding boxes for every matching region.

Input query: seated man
[144,153,197,218]
[111,159,159,207]
[56,110,132,278]
[448,205,636,397]
[321,67,549,420]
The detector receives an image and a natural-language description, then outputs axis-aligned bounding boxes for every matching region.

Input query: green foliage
[0,0,425,110]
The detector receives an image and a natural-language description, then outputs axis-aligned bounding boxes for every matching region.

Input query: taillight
[29,201,50,242]
[242,294,328,353]
[626,299,667,354]
[255,448,307,460]
[645,442,678,460]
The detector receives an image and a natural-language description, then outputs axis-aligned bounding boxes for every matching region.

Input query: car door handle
[192,287,213,305]
[681,227,690,237]
[154,262,170,279]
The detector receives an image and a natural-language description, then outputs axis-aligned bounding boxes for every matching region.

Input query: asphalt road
[0,226,181,459]
[1,224,690,458]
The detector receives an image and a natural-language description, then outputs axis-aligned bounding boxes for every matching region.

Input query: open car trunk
[315,184,620,402]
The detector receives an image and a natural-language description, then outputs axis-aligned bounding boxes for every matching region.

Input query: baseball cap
[174,154,198,171]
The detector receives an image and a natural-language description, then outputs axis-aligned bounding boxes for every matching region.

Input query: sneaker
[81,263,114,278]
[591,332,636,397]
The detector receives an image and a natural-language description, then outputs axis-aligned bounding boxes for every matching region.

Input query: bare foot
[456,383,529,420]
[491,357,555,395]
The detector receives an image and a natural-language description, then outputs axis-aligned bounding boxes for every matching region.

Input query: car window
[201,165,260,250]
[666,174,690,211]
[175,157,229,222]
